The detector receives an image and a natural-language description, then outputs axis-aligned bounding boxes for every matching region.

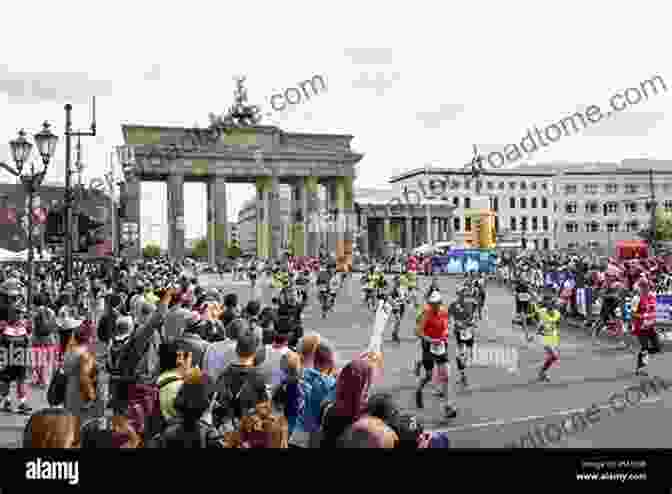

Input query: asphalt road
[2,272,670,448]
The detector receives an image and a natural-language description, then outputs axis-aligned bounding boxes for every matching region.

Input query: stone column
[405,216,413,251]
[121,178,141,258]
[335,175,354,272]
[290,180,306,257]
[305,176,319,258]
[167,173,184,259]
[207,176,227,264]
[325,180,337,256]
[425,204,431,244]
[383,217,391,257]
[269,174,282,260]
[359,210,368,257]
[255,176,272,259]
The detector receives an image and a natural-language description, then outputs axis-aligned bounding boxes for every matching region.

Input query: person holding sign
[414,291,457,419]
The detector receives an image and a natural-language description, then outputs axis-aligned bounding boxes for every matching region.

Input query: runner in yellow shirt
[534,293,561,382]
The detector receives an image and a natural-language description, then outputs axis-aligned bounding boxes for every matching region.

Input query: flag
[0,208,17,224]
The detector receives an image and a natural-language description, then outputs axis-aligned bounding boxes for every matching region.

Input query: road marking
[428,396,663,433]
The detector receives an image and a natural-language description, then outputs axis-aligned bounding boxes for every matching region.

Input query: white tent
[0,248,21,261]
[412,243,439,255]
[14,248,52,261]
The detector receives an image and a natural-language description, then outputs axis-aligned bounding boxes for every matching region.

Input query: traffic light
[76,213,106,252]
[46,208,65,242]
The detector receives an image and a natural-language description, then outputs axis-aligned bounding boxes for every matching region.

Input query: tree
[192,238,208,259]
[143,242,161,258]
[225,243,241,258]
[656,209,672,241]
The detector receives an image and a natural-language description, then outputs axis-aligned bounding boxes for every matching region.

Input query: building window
[565,222,578,233]
[520,197,527,209]
[585,202,599,215]
[586,222,600,233]
[607,222,619,233]
[541,182,548,191]
[451,181,460,190]
[588,240,601,249]
[464,180,471,190]
[626,221,639,232]
[568,242,579,249]
[543,238,550,249]
[510,217,517,231]
[498,182,505,190]
[531,197,538,208]
[464,197,471,209]
[542,216,549,231]
[453,217,461,232]
[465,217,472,232]
[476,180,483,191]
[565,202,577,214]
[664,200,672,210]
[453,197,459,207]
[584,184,598,195]
[542,197,548,209]
[531,182,537,190]
[606,183,618,194]
[625,184,638,194]
[645,201,657,212]
[532,217,538,231]
[624,202,638,214]
[521,217,528,232]
[564,185,577,195]
[521,238,527,249]
[492,197,499,211]
[533,239,539,250]
[509,182,516,191]
[509,197,516,209]
[606,202,618,214]
[487,181,494,191]
[520,181,527,190]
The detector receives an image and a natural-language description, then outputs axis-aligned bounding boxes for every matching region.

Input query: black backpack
[212,367,261,428]
[32,307,54,338]
[146,418,221,448]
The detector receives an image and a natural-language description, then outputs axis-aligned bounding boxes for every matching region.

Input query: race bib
[459,328,472,340]
[430,341,446,356]
[517,293,531,302]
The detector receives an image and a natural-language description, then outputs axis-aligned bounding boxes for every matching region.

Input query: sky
[0,0,669,247]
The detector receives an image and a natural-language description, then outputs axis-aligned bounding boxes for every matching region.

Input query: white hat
[428,291,442,304]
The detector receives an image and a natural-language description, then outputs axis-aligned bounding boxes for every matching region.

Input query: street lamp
[0,122,58,312]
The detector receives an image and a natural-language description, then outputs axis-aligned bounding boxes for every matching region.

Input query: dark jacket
[176,331,210,369]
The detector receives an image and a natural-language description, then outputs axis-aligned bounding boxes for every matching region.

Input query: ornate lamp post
[0,122,58,311]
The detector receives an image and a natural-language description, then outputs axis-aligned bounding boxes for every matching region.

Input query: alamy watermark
[25,459,79,485]
[471,343,519,373]
[505,375,671,448]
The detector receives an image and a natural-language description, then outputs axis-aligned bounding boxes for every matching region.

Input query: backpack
[106,334,131,375]
[212,367,261,429]
[146,418,218,448]
[143,375,184,441]
[119,327,162,383]
[32,307,54,338]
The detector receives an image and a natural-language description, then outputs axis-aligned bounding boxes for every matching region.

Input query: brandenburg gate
[117,78,363,268]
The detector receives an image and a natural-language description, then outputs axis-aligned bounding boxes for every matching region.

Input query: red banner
[0,208,17,224]
[616,240,648,260]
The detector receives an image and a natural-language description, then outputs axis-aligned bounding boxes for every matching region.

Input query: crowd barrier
[431,249,497,274]
[544,271,672,323]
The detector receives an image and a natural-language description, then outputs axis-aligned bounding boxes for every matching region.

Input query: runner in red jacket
[631,276,660,376]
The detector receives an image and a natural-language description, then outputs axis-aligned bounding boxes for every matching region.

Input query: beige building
[515,160,672,251]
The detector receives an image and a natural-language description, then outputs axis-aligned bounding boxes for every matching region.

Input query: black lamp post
[0,123,58,311]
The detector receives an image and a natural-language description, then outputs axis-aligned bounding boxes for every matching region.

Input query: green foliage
[656,209,672,241]
[143,242,161,258]
[192,238,208,259]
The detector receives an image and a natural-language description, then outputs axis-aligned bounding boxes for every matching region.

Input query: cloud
[144,64,161,81]
[415,103,465,129]
[351,71,399,97]
[343,47,394,65]
[0,65,113,104]
[575,104,665,137]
